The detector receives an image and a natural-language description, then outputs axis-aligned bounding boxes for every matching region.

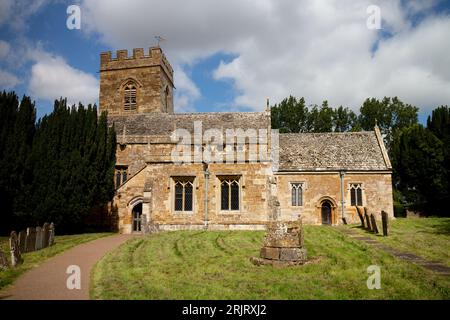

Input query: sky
[0,0,449,123]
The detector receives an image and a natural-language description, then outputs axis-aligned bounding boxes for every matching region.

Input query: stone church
[99,47,394,234]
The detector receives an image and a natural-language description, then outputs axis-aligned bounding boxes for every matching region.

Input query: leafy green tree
[271,96,309,133]
[333,106,357,132]
[0,92,117,234]
[391,124,447,213]
[359,97,418,149]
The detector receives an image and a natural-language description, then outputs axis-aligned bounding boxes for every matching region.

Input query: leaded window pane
[175,183,183,211]
[184,183,193,211]
[230,181,239,210]
[356,188,362,206]
[350,188,356,206]
[221,181,229,210]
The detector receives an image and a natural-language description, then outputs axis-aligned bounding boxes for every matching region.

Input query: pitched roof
[278,131,390,171]
[108,112,270,136]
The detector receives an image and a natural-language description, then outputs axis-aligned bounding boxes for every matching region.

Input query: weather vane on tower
[155,36,166,47]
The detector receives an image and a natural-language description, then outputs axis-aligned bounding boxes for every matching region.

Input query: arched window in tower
[123,82,137,111]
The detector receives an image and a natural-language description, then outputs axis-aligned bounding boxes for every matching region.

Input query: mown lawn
[347,217,450,267]
[0,233,112,291]
[91,224,450,300]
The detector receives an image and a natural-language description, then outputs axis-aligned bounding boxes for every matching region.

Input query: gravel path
[0,234,134,300]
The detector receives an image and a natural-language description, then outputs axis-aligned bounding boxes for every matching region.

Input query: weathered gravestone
[18,230,27,253]
[42,223,50,248]
[0,249,9,270]
[10,231,23,267]
[26,227,36,252]
[356,206,365,227]
[364,208,372,231]
[48,223,55,246]
[381,211,389,236]
[370,214,379,234]
[35,226,43,251]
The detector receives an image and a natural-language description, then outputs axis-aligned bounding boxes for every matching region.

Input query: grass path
[91,226,450,300]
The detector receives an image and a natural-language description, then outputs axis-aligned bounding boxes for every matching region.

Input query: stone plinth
[251,221,307,266]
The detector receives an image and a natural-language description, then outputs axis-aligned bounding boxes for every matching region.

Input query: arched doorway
[321,201,332,225]
[132,203,142,232]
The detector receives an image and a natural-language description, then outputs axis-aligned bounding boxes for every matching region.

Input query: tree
[0,92,117,234]
[359,97,418,150]
[333,106,358,132]
[391,124,447,213]
[271,96,309,133]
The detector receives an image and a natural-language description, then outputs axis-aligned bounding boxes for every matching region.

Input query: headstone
[18,230,27,253]
[26,227,36,252]
[35,226,43,251]
[356,206,365,227]
[48,223,55,246]
[364,208,372,231]
[9,231,23,267]
[370,214,379,234]
[42,223,50,248]
[0,249,9,270]
[381,211,389,236]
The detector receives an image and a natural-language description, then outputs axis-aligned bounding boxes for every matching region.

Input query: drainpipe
[340,171,347,224]
[203,162,209,230]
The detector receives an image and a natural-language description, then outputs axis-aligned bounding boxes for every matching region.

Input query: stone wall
[276,171,394,225]
[114,162,273,233]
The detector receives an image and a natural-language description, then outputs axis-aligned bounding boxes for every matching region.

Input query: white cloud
[0,0,52,31]
[29,53,99,106]
[77,0,450,112]
[173,65,200,112]
[0,40,10,59]
[0,69,21,89]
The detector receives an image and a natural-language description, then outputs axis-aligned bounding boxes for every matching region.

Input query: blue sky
[1,0,449,123]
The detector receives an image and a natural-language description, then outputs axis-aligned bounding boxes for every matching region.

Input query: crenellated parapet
[100,47,173,83]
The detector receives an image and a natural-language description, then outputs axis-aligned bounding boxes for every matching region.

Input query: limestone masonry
[100,47,394,234]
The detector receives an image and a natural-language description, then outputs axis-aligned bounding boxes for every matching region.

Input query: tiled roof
[108,112,270,136]
[278,132,390,171]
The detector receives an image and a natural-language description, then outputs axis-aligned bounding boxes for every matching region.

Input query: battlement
[100,47,173,80]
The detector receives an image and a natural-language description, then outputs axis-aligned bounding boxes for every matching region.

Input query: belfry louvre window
[350,183,363,206]
[220,176,240,211]
[124,82,137,111]
[174,178,194,212]
[291,183,303,206]
[115,166,128,188]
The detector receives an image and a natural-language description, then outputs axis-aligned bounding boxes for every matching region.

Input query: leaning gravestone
[370,214,379,234]
[10,231,23,267]
[0,249,9,270]
[364,207,372,231]
[381,211,389,236]
[18,230,27,253]
[356,206,365,227]
[42,223,50,248]
[48,223,55,246]
[35,226,43,251]
[26,227,36,252]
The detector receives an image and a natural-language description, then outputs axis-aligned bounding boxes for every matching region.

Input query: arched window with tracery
[123,81,137,111]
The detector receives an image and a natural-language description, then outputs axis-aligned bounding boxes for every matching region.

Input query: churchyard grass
[0,233,111,291]
[91,224,450,300]
[347,217,450,267]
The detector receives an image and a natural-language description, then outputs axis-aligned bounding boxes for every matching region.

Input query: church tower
[99,47,174,115]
